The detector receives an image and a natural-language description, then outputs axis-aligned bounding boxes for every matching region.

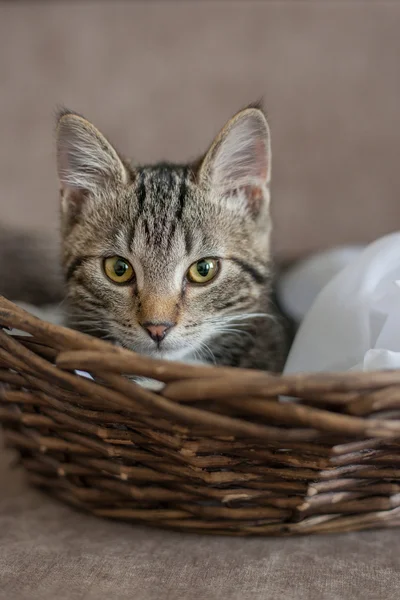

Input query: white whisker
[197,340,217,364]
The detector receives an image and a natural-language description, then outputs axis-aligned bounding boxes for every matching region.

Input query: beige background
[1,1,400,260]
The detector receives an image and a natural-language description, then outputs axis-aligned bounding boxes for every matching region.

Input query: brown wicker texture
[2,295,400,536]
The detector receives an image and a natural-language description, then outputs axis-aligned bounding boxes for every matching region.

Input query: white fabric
[278,246,364,324]
[284,232,400,374]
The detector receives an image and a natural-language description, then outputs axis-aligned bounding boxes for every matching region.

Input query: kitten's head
[56,105,273,361]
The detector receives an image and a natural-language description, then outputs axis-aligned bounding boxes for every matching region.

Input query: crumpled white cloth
[277,246,364,324]
[284,232,400,374]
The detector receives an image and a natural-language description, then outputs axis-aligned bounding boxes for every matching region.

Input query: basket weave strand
[2,295,400,535]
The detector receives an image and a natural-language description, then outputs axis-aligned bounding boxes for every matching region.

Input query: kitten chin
[116,337,202,363]
[114,334,210,364]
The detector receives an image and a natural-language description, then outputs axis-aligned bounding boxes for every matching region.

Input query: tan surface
[1,2,400,259]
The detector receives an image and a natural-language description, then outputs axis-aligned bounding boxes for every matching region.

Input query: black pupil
[197,260,211,278]
[114,259,128,277]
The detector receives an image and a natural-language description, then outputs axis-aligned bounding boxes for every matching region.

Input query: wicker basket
[2,295,400,536]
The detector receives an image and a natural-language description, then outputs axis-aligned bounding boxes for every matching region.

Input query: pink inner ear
[60,186,87,231]
[222,184,265,216]
[254,138,269,182]
[234,137,269,215]
[241,185,265,215]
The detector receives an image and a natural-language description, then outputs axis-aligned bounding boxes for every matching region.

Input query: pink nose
[143,322,174,343]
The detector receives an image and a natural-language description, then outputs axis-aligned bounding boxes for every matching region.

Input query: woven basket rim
[2,294,400,537]
[0,293,398,390]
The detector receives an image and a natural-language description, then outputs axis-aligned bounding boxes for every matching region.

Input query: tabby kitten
[57,105,287,371]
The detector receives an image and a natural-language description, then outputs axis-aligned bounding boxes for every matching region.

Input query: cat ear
[56,109,129,213]
[198,106,271,215]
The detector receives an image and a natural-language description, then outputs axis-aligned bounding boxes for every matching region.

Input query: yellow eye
[103,256,135,284]
[187,258,219,284]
